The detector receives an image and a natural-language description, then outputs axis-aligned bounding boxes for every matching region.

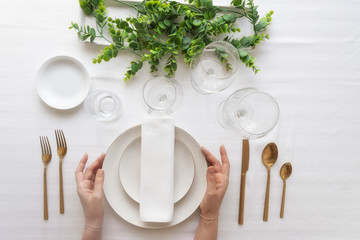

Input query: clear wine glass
[190,41,239,94]
[143,76,183,115]
[217,88,280,139]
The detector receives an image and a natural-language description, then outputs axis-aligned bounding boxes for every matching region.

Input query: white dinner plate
[103,125,207,229]
[35,56,91,110]
[119,136,195,203]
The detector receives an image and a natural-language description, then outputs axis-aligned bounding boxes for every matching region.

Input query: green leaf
[229,14,237,23]
[125,27,133,33]
[183,36,191,44]
[89,28,96,36]
[164,65,171,72]
[240,36,254,47]
[209,10,216,18]
[131,62,138,72]
[255,19,267,32]
[137,61,143,69]
[174,37,182,45]
[192,19,202,26]
[164,19,172,27]
[96,13,104,22]
[156,26,162,34]
[231,39,240,48]
[158,49,165,58]
[112,49,118,57]
[204,11,209,19]
[159,21,167,29]
[201,0,212,8]
[71,22,79,29]
[232,0,242,7]
[81,34,90,41]
[120,21,128,29]
[241,54,251,63]
[220,52,228,58]
[83,7,92,15]
[185,19,192,29]
[223,14,230,22]
[170,24,177,33]
[129,33,136,41]
[239,51,248,58]
[103,50,113,61]
[129,42,137,49]
[91,0,99,6]
[79,0,89,9]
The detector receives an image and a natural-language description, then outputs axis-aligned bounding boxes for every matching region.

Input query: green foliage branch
[70,0,273,81]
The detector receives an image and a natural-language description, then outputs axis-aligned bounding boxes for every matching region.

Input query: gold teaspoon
[262,142,278,221]
[280,162,292,218]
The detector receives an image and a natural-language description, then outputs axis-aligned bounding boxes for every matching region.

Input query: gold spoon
[280,162,292,218]
[262,142,278,221]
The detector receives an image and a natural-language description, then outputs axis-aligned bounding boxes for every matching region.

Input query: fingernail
[97,169,104,176]
[208,167,215,174]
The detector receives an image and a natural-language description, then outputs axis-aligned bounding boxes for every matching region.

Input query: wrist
[199,208,219,221]
[84,224,102,232]
[200,213,218,222]
[84,217,104,230]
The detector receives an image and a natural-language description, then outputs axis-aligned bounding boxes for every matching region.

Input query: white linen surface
[140,117,175,222]
[2,0,360,239]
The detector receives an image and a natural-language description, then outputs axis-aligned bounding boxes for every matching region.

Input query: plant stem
[124,47,143,57]
[113,0,142,11]
[217,7,245,18]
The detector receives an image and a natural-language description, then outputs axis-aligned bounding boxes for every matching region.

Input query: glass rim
[199,41,240,80]
[225,88,280,137]
[142,76,182,112]
[84,90,122,121]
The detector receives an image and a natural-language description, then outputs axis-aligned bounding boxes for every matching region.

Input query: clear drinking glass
[143,76,183,115]
[217,88,280,139]
[84,90,122,121]
[190,41,239,94]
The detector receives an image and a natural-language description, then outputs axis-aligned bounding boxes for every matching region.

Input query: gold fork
[40,136,52,220]
[55,129,67,214]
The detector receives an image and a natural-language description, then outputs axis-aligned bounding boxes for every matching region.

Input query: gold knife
[238,139,249,225]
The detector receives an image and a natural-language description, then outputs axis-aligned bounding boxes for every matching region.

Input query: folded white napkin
[139,117,175,222]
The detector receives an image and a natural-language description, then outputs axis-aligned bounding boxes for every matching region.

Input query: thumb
[206,166,216,193]
[94,169,104,195]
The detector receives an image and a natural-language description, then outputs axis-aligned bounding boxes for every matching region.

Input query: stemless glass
[190,41,239,94]
[84,90,122,121]
[143,76,183,115]
[217,88,280,139]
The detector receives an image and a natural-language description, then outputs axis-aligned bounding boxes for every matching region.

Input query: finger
[94,169,104,195]
[206,166,217,194]
[201,146,221,170]
[84,153,105,180]
[75,153,88,183]
[97,152,106,168]
[219,145,230,177]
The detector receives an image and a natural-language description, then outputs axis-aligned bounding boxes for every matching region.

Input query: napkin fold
[139,117,175,222]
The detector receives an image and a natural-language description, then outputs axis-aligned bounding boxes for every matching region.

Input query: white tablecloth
[1,0,360,239]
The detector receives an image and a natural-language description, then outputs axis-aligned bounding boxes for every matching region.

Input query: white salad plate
[119,135,195,203]
[35,56,90,110]
[103,125,207,229]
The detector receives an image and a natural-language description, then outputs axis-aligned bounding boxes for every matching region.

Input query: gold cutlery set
[39,130,67,220]
[239,141,292,224]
